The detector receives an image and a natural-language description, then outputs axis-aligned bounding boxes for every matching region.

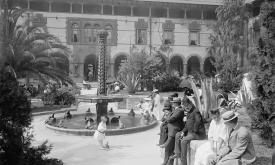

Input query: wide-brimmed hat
[222,110,238,122]
[144,97,152,101]
[171,97,181,103]
[152,89,159,93]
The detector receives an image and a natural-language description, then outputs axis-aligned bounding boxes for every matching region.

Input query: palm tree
[2,6,73,85]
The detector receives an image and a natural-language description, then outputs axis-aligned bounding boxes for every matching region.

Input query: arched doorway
[170,56,183,76]
[204,57,216,77]
[187,56,200,75]
[114,54,127,78]
[84,54,98,82]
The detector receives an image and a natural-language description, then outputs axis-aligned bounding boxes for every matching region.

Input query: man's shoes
[169,154,179,159]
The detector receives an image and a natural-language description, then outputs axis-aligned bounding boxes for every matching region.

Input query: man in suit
[207,111,256,165]
[161,97,185,165]
[171,98,206,165]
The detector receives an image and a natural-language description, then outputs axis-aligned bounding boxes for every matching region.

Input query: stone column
[131,6,133,16]
[27,0,30,10]
[167,8,169,18]
[49,1,52,12]
[81,3,84,14]
[110,62,115,78]
[183,63,187,75]
[96,31,108,124]
[101,4,104,14]
[70,3,73,13]
[112,5,114,15]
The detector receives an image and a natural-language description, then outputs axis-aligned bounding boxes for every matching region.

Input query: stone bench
[174,140,208,165]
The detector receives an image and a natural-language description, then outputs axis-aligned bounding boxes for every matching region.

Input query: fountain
[77,31,124,124]
[45,30,157,136]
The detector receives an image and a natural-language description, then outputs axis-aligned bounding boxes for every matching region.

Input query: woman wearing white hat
[152,89,163,120]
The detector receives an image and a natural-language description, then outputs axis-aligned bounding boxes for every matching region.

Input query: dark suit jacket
[182,108,206,138]
[167,106,185,137]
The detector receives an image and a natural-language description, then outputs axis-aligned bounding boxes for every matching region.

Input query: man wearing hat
[207,110,256,165]
[161,97,185,165]
[171,98,206,165]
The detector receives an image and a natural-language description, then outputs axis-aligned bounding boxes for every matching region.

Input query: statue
[88,64,94,82]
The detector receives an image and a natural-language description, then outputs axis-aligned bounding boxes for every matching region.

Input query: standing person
[152,89,162,120]
[171,98,206,165]
[158,101,173,146]
[161,97,185,165]
[207,111,256,165]
[194,108,228,165]
[94,116,109,149]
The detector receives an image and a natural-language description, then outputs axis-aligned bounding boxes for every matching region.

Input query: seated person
[64,110,72,119]
[46,113,56,124]
[160,97,185,165]
[141,111,151,125]
[171,99,206,165]
[57,119,64,128]
[194,108,227,165]
[118,117,126,129]
[85,117,94,129]
[128,108,135,117]
[207,111,256,165]
[158,101,173,146]
[142,97,152,116]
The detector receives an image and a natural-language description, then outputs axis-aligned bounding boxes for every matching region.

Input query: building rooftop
[136,0,222,5]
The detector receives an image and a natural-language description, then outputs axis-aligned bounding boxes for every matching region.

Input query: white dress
[142,101,152,115]
[194,119,228,165]
[94,122,107,141]
[153,94,163,120]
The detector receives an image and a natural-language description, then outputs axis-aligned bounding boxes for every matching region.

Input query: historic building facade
[14,0,220,83]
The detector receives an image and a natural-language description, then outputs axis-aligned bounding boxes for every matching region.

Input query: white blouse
[208,119,227,142]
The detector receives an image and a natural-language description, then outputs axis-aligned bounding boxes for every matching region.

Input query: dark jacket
[167,106,185,137]
[182,108,206,138]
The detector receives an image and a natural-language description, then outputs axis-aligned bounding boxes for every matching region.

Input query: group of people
[157,91,256,165]
[137,89,163,122]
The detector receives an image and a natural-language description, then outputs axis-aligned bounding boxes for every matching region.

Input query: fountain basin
[45,113,158,136]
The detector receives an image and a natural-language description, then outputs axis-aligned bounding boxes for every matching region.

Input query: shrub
[152,72,181,92]
[42,86,79,105]
[0,71,63,165]
[250,2,275,145]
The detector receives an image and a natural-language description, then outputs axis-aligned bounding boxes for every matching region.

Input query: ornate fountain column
[96,30,108,123]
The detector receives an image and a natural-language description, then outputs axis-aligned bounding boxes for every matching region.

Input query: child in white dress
[94,116,109,149]
[194,108,228,165]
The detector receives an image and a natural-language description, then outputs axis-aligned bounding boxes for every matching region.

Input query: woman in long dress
[152,89,163,120]
[194,108,228,165]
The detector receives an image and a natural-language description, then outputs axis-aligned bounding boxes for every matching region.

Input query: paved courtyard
[31,112,163,165]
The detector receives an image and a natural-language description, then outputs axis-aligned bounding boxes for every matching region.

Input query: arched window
[71,23,80,42]
[92,24,100,43]
[84,23,93,43]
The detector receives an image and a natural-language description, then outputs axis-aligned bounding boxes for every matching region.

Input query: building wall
[22,2,217,83]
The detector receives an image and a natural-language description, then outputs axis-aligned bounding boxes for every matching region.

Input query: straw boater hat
[222,110,239,122]
[144,97,152,101]
[170,97,181,103]
[152,89,159,93]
